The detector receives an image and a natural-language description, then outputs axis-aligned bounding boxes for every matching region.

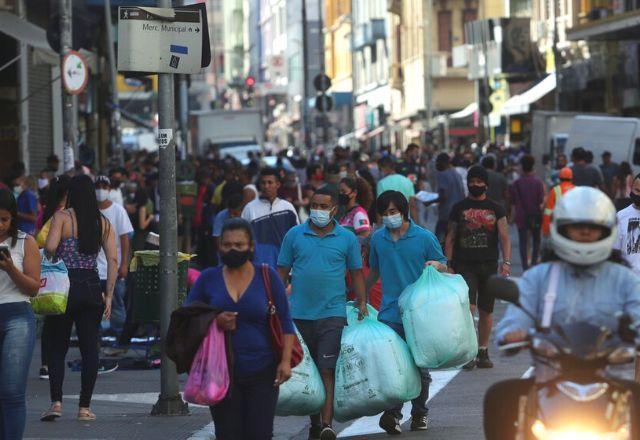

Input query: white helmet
[550,187,617,266]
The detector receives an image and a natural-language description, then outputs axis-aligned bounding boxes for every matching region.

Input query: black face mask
[338,193,352,206]
[220,249,253,268]
[631,192,640,206]
[468,185,487,197]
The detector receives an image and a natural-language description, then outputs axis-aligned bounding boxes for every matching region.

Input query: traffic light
[245,76,256,87]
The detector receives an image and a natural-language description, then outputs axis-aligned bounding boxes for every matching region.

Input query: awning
[567,9,640,41]
[0,11,57,63]
[449,102,477,119]
[337,128,366,146]
[501,73,556,116]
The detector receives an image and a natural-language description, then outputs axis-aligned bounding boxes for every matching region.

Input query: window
[438,10,452,65]
[462,9,477,43]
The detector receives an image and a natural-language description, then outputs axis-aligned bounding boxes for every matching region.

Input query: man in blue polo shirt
[366,190,447,434]
[278,186,367,440]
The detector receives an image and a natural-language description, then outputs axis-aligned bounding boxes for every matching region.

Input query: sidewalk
[24,345,213,440]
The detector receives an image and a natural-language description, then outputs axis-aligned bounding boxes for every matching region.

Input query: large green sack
[275,328,325,416]
[333,314,421,422]
[398,266,477,369]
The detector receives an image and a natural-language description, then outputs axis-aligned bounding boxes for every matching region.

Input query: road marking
[337,369,460,438]
[67,392,207,408]
[522,366,534,378]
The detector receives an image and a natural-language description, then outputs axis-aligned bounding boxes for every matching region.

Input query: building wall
[223,0,246,81]
[324,0,352,92]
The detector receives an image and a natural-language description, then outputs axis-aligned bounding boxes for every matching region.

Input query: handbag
[261,264,303,368]
[31,253,70,315]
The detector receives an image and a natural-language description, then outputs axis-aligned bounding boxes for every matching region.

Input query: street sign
[267,55,286,80]
[117,6,204,74]
[313,73,332,92]
[62,50,89,95]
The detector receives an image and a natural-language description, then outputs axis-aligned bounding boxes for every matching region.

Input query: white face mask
[95,189,110,202]
[38,178,49,190]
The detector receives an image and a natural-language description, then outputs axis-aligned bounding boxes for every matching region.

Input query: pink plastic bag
[183,321,230,405]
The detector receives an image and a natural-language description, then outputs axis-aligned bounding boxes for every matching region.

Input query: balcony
[567,7,640,41]
[353,19,387,50]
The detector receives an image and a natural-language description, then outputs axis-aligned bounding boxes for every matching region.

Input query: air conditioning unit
[431,53,448,77]
[370,18,387,40]
[452,45,470,68]
[390,63,403,89]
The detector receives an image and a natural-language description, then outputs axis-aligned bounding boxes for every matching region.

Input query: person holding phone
[41,175,117,422]
[0,189,42,439]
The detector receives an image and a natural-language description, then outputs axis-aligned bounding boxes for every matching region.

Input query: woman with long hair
[41,174,117,422]
[338,177,373,238]
[0,189,41,439]
[36,174,71,380]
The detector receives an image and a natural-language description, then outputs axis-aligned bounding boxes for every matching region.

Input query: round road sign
[313,73,332,92]
[62,50,89,95]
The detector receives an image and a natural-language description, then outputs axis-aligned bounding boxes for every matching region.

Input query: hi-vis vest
[542,182,574,236]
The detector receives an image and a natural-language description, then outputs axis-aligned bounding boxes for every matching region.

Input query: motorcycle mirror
[486,276,520,305]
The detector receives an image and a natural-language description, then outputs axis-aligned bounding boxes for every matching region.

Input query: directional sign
[62,51,89,95]
[117,6,204,74]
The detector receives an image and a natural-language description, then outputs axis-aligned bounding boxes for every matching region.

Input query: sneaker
[103,346,128,357]
[319,425,337,440]
[308,424,322,439]
[476,348,494,369]
[463,358,476,371]
[379,412,402,435]
[97,360,119,374]
[410,415,429,431]
[39,367,49,380]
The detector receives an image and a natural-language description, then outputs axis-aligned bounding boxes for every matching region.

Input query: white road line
[521,366,534,378]
[337,369,461,438]
[67,392,207,408]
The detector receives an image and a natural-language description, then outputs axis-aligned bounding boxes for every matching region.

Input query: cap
[95,175,111,187]
[559,167,573,181]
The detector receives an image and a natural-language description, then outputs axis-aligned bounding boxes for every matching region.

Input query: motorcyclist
[485,187,640,439]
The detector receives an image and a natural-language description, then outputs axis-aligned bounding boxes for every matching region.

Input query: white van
[566,116,640,172]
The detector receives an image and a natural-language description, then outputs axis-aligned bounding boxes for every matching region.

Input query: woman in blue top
[187,218,295,440]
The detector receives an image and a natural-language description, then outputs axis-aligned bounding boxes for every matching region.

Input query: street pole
[60,0,76,173]
[104,0,124,166]
[151,0,188,417]
[301,0,311,150]
[552,0,561,112]
[318,0,329,147]
[422,0,434,129]
[17,0,29,172]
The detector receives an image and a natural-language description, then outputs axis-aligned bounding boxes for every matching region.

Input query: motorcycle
[484,276,638,440]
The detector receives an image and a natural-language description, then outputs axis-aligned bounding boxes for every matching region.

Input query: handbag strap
[541,263,561,330]
[261,263,276,315]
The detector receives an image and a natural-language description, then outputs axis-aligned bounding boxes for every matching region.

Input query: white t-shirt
[98,202,134,280]
[109,188,124,206]
[614,204,640,275]
[0,232,27,304]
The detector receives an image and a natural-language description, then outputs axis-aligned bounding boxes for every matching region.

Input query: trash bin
[130,250,193,323]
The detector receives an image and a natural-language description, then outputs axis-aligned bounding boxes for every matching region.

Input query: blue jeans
[0,301,36,440]
[380,320,431,418]
[100,278,126,335]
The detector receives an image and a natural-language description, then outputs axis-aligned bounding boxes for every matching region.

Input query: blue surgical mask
[382,213,403,229]
[309,209,332,228]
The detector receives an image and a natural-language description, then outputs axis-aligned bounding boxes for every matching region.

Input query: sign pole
[60,0,76,173]
[104,0,124,166]
[151,0,188,417]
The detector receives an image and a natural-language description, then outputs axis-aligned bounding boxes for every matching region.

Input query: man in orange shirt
[542,167,575,236]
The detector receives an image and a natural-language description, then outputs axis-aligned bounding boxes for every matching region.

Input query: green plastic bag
[398,266,478,369]
[333,315,421,422]
[31,256,69,315]
[276,328,325,416]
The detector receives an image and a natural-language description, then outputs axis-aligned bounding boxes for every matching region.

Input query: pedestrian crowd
[2,140,640,440]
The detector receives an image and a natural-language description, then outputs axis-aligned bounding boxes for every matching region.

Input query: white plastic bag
[398,266,477,369]
[333,315,421,422]
[31,254,69,315]
[276,329,325,416]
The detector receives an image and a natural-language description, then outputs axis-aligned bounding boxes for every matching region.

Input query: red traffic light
[245,76,256,87]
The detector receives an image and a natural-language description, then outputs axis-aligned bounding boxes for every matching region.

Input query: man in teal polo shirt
[278,186,367,440]
[366,190,447,434]
[376,155,418,220]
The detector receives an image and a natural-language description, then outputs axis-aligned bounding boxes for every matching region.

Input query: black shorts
[455,261,498,314]
[294,317,346,370]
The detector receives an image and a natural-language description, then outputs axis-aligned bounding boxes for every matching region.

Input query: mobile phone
[0,246,9,259]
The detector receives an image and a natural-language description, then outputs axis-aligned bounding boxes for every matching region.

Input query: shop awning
[501,73,556,116]
[449,102,477,119]
[0,11,57,63]
[567,9,640,41]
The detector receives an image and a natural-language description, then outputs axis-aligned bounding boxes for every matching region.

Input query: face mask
[96,189,110,202]
[339,171,348,179]
[38,178,49,189]
[220,249,253,268]
[338,193,352,206]
[13,186,22,196]
[382,213,403,229]
[468,184,487,197]
[631,192,640,207]
[310,209,332,227]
